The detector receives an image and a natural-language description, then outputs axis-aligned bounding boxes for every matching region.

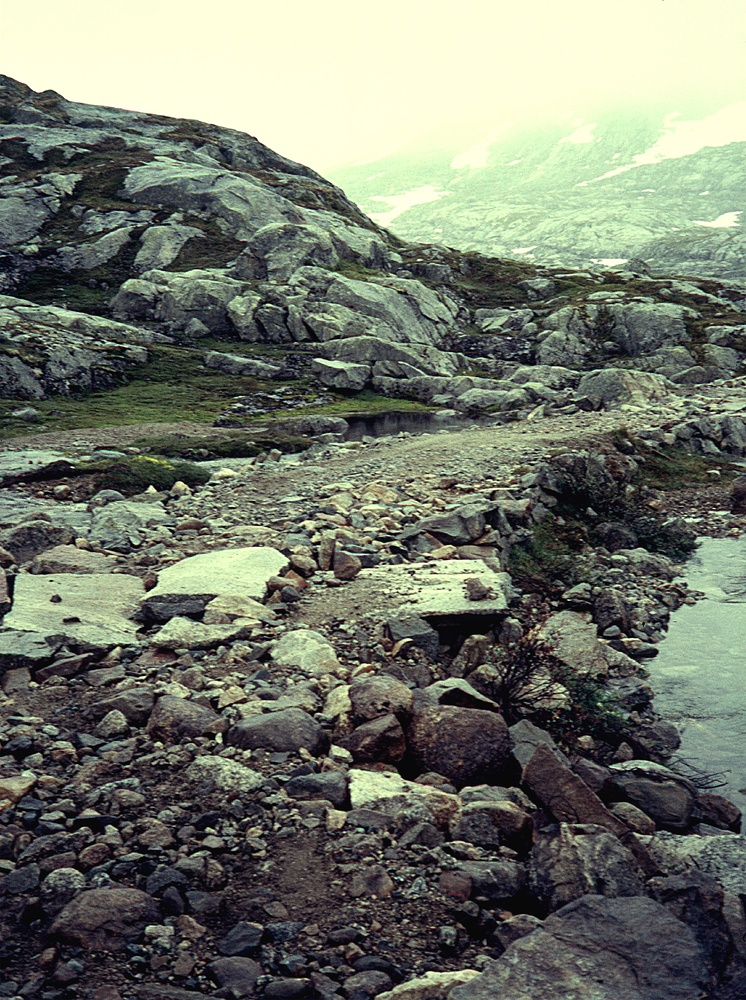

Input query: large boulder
[406,705,512,787]
[608,761,698,831]
[48,887,159,951]
[448,894,709,1000]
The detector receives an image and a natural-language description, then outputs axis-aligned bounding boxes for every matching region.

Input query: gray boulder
[227,707,329,756]
[449,894,708,1000]
[311,358,370,390]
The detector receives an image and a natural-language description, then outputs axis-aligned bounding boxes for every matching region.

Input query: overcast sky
[1,0,744,171]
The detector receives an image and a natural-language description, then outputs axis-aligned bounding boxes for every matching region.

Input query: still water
[648,536,746,812]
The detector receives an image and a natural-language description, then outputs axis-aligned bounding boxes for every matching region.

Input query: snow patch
[693,211,741,229]
[591,258,629,267]
[580,103,746,185]
[368,185,448,227]
[511,247,537,255]
[560,122,597,145]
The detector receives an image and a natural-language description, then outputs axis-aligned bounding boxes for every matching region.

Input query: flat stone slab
[4,573,144,649]
[143,547,288,618]
[352,562,510,618]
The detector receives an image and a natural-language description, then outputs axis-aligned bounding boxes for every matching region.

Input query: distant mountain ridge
[329,105,746,279]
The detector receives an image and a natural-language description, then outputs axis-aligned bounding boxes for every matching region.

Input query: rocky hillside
[330,106,746,280]
[3,78,746,1000]
[2,77,746,440]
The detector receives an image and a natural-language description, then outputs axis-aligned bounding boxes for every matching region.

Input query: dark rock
[608,761,697,832]
[208,956,262,997]
[696,792,742,833]
[342,970,392,998]
[227,708,329,756]
[0,863,40,894]
[597,521,639,552]
[284,771,348,808]
[340,715,407,764]
[333,550,362,581]
[386,614,440,660]
[48,887,159,950]
[0,631,60,672]
[593,587,631,633]
[451,800,533,853]
[648,871,733,978]
[454,860,527,903]
[94,686,155,726]
[264,979,310,1000]
[449,895,709,1000]
[407,705,512,787]
[218,921,265,955]
[0,520,74,563]
[146,695,226,742]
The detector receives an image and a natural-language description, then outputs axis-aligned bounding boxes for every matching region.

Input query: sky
[1,0,745,172]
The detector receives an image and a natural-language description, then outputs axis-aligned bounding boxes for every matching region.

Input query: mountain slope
[329,106,746,279]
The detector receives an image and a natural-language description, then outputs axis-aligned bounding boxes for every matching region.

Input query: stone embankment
[1,400,746,1000]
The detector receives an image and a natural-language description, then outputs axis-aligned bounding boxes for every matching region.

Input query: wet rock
[49,887,159,950]
[407,705,512,787]
[608,761,697,831]
[227,707,329,755]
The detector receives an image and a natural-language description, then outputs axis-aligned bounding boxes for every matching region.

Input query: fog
[1,0,744,170]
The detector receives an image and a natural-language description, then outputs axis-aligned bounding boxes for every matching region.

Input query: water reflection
[649,536,746,811]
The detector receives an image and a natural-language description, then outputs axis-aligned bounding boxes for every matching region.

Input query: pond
[343,410,490,441]
[647,535,746,812]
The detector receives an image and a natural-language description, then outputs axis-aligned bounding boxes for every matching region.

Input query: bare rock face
[406,705,512,788]
[49,887,159,950]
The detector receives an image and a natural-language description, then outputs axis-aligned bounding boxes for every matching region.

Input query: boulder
[270,629,341,676]
[31,544,117,574]
[227,708,329,756]
[608,761,697,831]
[535,611,609,678]
[349,675,414,723]
[529,822,644,912]
[339,714,407,764]
[0,520,74,563]
[406,705,512,787]
[449,894,709,1000]
[146,695,226,743]
[450,800,534,853]
[347,768,460,828]
[49,887,159,950]
[186,756,265,795]
[311,358,370,390]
